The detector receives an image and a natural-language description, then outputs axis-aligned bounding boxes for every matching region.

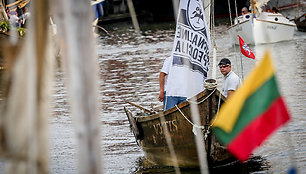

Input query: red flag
[238,35,255,59]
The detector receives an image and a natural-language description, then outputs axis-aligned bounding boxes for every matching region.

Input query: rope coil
[204,79,218,90]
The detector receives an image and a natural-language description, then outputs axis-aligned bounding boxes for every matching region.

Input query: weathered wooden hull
[125,88,235,167]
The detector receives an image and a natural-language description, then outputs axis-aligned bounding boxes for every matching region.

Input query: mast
[251,0,256,14]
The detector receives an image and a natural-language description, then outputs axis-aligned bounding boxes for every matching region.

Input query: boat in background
[294,13,306,32]
[228,12,296,45]
[228,0,296,45]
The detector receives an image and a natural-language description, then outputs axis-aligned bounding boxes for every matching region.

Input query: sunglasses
[218,64,230,68]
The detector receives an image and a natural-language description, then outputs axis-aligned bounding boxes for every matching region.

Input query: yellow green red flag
[212,50,291,162]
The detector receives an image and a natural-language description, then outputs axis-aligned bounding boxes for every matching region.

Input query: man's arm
[159,72,166,102]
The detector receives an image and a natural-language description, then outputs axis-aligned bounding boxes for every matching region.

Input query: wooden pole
[126,0,141,36]
[172,0,179,21]
[127,101,155,114]
[3,0,52,173]
[50,0,101,173]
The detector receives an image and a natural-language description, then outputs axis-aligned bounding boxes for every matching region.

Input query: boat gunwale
[227,19,250,30]
[255,18,296,27]
[228,12,296,30]
[136,88,224,122]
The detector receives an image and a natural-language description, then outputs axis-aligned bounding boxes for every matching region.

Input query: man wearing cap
[218,58,241,98]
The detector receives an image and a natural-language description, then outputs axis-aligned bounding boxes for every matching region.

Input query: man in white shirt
[159,56,189,111]
[218,58,241,98]
[159,56,173,110]
[160,54,209,110]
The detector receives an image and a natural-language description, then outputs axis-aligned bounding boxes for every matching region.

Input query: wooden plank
[127,101,155,114]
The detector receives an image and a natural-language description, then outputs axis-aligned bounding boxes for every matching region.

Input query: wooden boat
[294,13,306,32]
[124,84,235,167]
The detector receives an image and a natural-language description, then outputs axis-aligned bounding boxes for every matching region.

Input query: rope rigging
[175,79,222,139]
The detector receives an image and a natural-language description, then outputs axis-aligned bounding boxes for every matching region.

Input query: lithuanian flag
[212,50,290,162]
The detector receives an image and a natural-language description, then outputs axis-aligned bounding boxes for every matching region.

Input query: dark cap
[218,58,231,65]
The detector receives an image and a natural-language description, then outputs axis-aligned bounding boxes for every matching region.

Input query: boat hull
[125,88,234,167]
[294,13,306,32]
[228,12,296,45]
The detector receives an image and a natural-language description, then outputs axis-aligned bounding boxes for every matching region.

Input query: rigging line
[234,0,238,18]
[210,0,215,47]
[212,0,215,39]
[186,88,217,105]
[240,48,244,80]
[211,0,218,79]
[284,124,298,172]
[232,39,242,79]
[227,0,243,79]
[235,0,243,79]
[175,88,221,134]
[227,0,233,26]
[175,105,204,129]
[203,1,211,11]
[228,0,244,79]
[227,0,241,78]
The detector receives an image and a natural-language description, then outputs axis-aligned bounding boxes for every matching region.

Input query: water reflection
[133,156,270,174]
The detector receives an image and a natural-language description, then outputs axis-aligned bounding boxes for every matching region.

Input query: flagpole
[237,35,257,80]
[284,125,298,173]
[232,38,241,80]
[240,51,244,80]
[238,35,244,80]
[172,0,179,21]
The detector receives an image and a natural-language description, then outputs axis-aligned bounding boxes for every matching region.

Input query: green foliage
[0,20,10,32]
[0,20,26,37]
[17,27,25,37]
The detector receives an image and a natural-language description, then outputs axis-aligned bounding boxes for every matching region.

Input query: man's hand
[158,91,164,102]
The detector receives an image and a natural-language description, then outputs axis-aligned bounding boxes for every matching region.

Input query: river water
[50,24,306,174]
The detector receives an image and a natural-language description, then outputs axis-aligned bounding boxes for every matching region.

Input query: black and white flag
[166,0,211,98]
